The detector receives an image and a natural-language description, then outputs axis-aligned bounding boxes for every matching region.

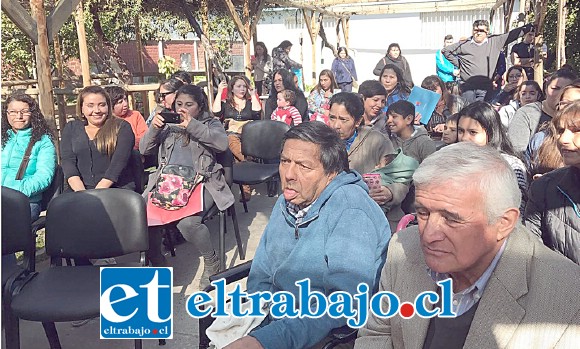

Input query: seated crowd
[2,22,580,348]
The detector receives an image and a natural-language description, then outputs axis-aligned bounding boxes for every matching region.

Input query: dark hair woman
[212,75,261,201]
[421,75,466,138]
[328,92,413,232]
[491,65,528,107]
[140,84,235,287]
[251,42,272,96]
[457,101,528,212]
[307,69,338,124]
[2,93,56,220]
[358,80,388,134]
[524,100,580,265]
[264,69,308,122]
[105,85,148,149]
[379,64,411,109]
[272,40,302,72]
[373,43,414,89]
[61,86,135,192]
[146,78,185,125]
[331,47,358,92]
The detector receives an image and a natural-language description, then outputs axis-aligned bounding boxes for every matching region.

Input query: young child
[386,100,437,164]
[270,89,302,126]
[441,113,459,145]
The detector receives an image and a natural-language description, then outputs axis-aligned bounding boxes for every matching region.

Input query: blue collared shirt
[428,239,507,316]
[345,129,358,152]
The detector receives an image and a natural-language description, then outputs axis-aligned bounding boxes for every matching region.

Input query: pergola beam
[267,0,346,18]
[47,0,82,40]
[1,0,38,44]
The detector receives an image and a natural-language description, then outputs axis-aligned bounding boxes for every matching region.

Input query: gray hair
[412,142,521,221]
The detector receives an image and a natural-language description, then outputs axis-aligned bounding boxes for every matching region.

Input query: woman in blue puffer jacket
[2,93,56,220]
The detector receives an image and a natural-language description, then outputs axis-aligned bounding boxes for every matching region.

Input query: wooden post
[533,0,548,84]
[30,0,56,133]
[342,17,350,49]
[201,0,214,107]
[303,10,320,86]
[53,36,67,144]
[74,1,91,86]
[135,15,149,116]
[556,0,567,69]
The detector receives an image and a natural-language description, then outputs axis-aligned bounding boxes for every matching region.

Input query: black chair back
[241,120,290,160]
[215,148,234,187]
[1,187,32,256]
[45,189,148,260]
[40,165,64,211]
[130,149,145,194]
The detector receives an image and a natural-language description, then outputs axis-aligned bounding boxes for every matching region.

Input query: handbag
[150,142,212,211]
[150,164,204,210]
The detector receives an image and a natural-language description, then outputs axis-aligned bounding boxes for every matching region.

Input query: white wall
[255,7,511,90]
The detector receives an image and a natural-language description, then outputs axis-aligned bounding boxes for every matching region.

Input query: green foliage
[206,11,239,70]
[158,55,177,78]
[1,12,34,79]
[543,0,580,71]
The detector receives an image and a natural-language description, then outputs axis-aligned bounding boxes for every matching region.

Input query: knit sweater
[118,109,148,149]
[1,128,56,203]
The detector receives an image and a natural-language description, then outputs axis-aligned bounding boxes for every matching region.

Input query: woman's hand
[176,107,193,129]
[217,81,227,92]
[152,113,166,129]
[504,82,518,93]
[369,185,393,206]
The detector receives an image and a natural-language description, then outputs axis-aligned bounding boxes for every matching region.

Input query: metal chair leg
[163,227,176,257]
[238,184,248,213]
[3,308,20,349]
[229,205,245,260]
[42,322,62,349]
[219,211,226,271]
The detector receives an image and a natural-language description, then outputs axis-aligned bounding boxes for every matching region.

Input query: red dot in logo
[400,302,415,318]
[152,329,158,334]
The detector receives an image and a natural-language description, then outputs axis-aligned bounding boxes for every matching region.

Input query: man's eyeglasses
[473,29,488,34]
[7,109,31,117]
[157,91,175,103]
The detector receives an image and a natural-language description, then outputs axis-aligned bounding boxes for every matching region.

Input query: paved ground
[2,186,278,349]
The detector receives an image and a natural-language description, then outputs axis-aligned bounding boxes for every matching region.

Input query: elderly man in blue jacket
[225,122,391,349]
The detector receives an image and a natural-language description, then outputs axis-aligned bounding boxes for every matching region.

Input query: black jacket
[524,166,580,264]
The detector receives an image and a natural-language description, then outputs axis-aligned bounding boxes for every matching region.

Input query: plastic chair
[5,189,149,349]
[233,120,290,212]
[198,261,357,348]
[1,188,34,348]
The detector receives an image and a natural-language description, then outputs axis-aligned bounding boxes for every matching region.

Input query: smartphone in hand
[160,111,182,124]
[362,173,382,192]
